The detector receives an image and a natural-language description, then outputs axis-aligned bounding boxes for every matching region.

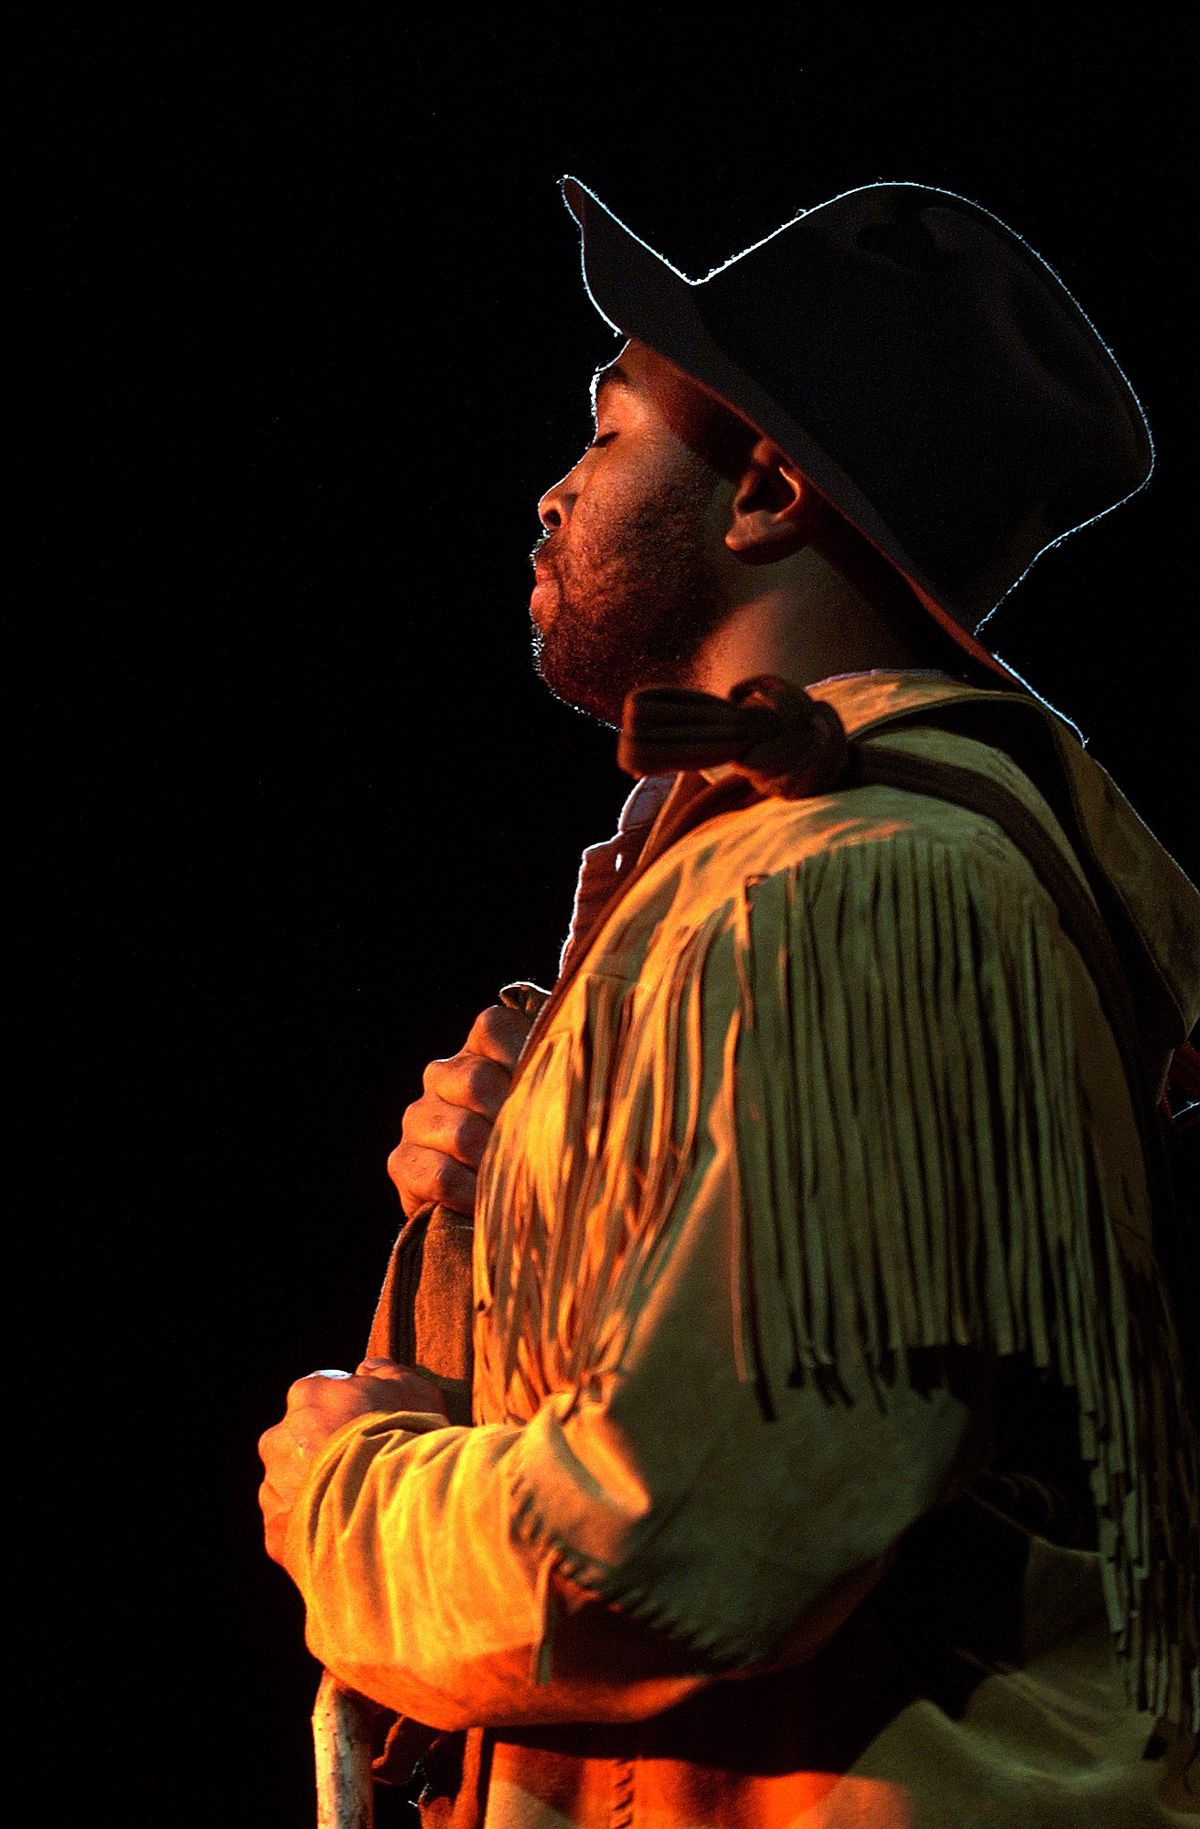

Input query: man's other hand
[258,1359,449,1573]
[388,1002,534,1220]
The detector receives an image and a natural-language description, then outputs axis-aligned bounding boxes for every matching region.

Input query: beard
[531,466,729,727]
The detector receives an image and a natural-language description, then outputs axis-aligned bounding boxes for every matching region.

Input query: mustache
[530,533,558,570]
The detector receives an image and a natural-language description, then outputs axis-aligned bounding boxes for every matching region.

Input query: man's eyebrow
[589,362,634,419]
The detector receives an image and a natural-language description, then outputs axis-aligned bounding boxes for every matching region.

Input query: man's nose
[537,470,576,532]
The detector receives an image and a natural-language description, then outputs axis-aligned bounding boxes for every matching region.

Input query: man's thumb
[355,1357,409,1378]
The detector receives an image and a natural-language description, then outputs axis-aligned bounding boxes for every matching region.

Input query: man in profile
[260,179,1199,1825]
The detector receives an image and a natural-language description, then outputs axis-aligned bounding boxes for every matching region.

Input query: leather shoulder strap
[852,739,1147,1100]
[851,730,1197,1410]
[850,694,1187,1086]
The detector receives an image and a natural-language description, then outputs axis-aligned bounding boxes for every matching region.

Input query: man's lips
[530,550,559,627]
[530,575,556,628]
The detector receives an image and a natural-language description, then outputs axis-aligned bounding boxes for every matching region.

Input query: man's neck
[688,560,943,697]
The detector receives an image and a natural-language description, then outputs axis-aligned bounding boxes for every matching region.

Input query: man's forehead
[588,342,688,419]
[589,356,638,415]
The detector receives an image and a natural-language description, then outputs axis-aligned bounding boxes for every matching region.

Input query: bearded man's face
[530,343,733,727]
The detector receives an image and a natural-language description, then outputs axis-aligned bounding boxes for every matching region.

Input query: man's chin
[531,630,623,728]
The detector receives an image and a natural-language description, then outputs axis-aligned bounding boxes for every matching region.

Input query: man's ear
[724,438,815,559]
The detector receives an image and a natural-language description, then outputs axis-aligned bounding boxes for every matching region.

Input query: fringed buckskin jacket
[286,672,1200,1826]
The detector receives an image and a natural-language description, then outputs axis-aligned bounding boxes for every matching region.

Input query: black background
[13,9,1197,1824]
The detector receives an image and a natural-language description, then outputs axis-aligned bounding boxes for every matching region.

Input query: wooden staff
[313,1672,376,1829]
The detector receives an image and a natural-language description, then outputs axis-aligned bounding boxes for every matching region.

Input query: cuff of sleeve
[283,1407,450,1589]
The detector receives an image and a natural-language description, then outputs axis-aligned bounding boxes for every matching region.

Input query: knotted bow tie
[618,675,850,800]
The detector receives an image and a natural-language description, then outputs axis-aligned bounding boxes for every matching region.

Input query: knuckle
[400,1095,429,1137]
[431,1157,474,1208]
[463,1057,505,1110]
[429,1158,456,1202]
[441,1108,473,1154]
[456,1110,491,1162]
[476,1005,508,1044]
[474,1004,527,1065]
[396,1145,437,1207]
[427,1097,462,1146]
[428,1106,487,1169]
[423,1053,460,1094]
[390,1136,422,1189]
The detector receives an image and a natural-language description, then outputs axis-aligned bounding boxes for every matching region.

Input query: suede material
[295,673,1200,1825]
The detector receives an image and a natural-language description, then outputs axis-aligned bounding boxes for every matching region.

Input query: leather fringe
[729,838,1199,1730]
[477,831,1199,1729]
[475,911,721,1427]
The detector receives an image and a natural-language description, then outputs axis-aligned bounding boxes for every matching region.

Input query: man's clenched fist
[388,1002,534,1220]
[258,1359,449,1575]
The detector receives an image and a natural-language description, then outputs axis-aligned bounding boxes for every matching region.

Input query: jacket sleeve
[285,828,1085,1732]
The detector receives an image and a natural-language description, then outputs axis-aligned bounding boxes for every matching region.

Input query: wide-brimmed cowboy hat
[562,177,1152,684]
